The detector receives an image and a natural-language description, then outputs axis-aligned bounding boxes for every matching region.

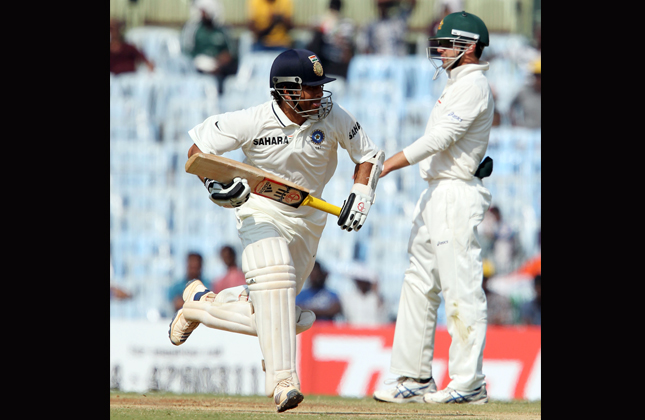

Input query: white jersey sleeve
[334,104,379,164]
[401,64,494,180]
[188,108,255,155]
[403,79,491,165]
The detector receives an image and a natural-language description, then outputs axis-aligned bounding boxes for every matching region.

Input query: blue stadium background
[110,0,541,323]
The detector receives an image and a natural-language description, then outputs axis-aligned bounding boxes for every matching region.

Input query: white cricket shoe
[273,378,304,412]
[423,384,488,404]
[168,280,216,346]
[373,377,437,403]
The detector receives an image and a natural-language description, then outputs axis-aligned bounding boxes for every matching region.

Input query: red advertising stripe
[298,323,540,400]
[299,322,395,395]
[483,326,541,399]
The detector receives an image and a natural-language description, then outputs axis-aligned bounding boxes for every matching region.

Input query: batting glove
[338,183,374,232]
[204,177,251,208]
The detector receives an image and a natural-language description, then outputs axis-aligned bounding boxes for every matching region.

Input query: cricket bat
[185,153,342,217]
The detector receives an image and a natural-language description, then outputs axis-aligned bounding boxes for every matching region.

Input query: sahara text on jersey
[252,136,289,146]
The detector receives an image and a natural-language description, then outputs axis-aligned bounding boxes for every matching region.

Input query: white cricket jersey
[188,99,378,216]
[403,62,494,181]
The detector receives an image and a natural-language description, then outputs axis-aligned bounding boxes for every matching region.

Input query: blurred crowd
[110,0,541,327]
[110,0,541,130]
[158,246,540,327]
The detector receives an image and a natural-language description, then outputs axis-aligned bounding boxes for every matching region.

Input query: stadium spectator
[295,261,342,321]
[247,0,294,52]
[481,259,514,325]
[489,87,502,126]
[211,245,246,293]
[435,0,463,15]
[478,205,521,275]
[110,284,132,300]
[427,3,451,37]
[492,108,502,127]
[519,274,541,325]
[509,24,541,69]
[340,264,390,326]
[110,258,131,300]
[509,58,541,128]
[517,249,541,279]
[168,252,203,312]
[356,0,417,56]
[110,18,155,74]
[180,0,237,94]
[306,0,356,79]
[533,25,541,56]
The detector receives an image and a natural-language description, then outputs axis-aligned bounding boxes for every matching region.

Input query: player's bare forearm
[380,151,410,178]
[353,161,373,185]
[188,143,206,183]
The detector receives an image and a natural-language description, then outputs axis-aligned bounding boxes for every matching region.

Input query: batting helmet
[427,11,489,79]
[269,49,335,120]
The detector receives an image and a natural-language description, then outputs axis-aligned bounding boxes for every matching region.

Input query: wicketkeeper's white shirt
[188,99,378,217]
[402,62,495,181]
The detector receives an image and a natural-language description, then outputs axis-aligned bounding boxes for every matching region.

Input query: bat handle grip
[302,195,342,217]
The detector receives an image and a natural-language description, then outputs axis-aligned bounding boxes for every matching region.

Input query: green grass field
[110,391,541,419]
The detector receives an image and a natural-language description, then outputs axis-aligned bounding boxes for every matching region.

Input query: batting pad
[182,285,256,336]
[182,284,315,336]
[243,237,300,397]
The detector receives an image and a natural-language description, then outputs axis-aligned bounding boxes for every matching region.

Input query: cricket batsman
[168,48,384,412]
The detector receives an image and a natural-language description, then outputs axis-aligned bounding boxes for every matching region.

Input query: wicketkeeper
[168,48,384,412]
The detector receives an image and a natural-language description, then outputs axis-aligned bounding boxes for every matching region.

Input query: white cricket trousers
[235,196,327,293]
[390,177,492,392]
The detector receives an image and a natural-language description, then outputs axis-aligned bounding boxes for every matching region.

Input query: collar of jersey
[447,61,490,81]
[271,101,301,128]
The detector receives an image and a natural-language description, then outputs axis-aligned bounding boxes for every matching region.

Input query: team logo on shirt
[447,111,462,123]
[310,129,325,145]
[252,136,289,146]
[348,121,362,140]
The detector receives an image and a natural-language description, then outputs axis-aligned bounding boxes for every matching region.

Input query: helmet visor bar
[272,76,301,86]
[450,29,479,42]
[426,37,475,59]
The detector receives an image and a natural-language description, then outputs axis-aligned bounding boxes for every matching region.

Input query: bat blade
[185,153,341,217]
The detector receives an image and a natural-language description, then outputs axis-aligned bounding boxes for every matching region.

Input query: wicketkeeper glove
[204,177,251,208]
[338,183,374,232]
